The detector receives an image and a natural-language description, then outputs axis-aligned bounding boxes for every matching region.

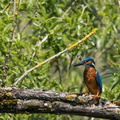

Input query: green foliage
[0,0,120,120]
[102,40,120,101]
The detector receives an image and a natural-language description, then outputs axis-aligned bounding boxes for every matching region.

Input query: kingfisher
[74,58,102,97]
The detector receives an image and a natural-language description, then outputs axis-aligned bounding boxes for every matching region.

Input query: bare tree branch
[0,87,120,120]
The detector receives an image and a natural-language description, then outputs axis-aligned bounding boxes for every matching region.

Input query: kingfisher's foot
[94,95,100,97]
[83,92,90,96]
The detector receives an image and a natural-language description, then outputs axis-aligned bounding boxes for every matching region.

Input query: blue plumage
[96,71,102,92]
[81,58,95,64]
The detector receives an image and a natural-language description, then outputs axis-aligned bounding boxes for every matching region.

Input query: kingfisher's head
[74,58,95,68]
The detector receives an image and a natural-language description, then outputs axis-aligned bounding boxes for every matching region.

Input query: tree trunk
[0,87,120,120]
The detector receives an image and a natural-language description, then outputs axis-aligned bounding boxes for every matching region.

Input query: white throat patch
[92,62,95,67]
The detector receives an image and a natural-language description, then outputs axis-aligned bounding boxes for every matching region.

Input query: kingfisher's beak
[74,62,84,67]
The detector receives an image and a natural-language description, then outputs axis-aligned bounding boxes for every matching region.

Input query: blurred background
[0,0,120,120]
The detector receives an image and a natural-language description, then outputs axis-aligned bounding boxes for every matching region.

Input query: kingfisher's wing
[96,71,102,92]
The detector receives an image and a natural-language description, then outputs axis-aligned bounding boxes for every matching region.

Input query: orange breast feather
[84,67,101,95]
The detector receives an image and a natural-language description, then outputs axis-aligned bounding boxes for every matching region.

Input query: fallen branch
[0,87,120,120]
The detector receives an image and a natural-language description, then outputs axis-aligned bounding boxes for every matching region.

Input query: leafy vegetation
[0,0,120,119]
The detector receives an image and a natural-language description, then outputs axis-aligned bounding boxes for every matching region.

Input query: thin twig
[20,11,37,33]
[25,34,49,66]
[20,19,33,33]
[0,0,14,14]
[83,0,102,24]
[61,0,78,19]
[95,40,115,61]
[55,59,62,85]
[13,28,97,86]
[2,0,19,87]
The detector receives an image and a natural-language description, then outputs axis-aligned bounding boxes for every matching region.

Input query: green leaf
[111,78,120,90]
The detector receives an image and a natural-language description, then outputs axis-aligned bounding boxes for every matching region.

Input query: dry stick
[13,28,97,86]
[2,0,19,87]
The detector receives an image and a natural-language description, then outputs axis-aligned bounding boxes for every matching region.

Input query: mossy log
[0,87,120,120]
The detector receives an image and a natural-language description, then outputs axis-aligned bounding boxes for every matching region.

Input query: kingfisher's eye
[86,60,89,62]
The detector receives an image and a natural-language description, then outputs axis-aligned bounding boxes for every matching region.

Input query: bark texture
[0,87,120,120]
